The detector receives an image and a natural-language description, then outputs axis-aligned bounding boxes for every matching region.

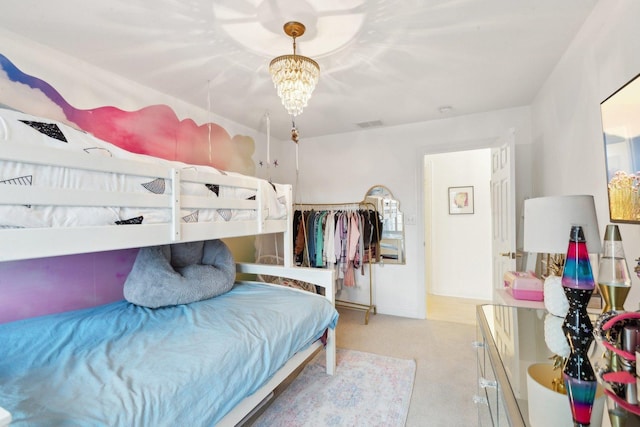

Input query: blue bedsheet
[0,283,338,426]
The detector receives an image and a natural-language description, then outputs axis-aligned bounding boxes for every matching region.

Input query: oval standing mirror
[364,185,405,264]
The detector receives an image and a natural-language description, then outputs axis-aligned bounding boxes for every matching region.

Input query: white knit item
[544,275,569,317]
[544,313,571,358]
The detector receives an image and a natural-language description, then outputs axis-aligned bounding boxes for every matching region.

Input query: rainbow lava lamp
[562,225,597,427]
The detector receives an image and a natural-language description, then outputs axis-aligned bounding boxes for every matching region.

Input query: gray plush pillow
[124,239,236,308]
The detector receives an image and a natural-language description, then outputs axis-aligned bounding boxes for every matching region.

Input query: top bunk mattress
[0,107,288,229]
[0,282,339,426]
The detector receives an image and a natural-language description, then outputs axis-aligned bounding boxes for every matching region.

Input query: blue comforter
[0,283,338,426]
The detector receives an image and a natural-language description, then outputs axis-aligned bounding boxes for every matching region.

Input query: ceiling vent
[356,120,383,129]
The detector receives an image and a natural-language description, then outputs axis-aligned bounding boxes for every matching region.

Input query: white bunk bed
[0,107,293,261]
[0,108,337,426]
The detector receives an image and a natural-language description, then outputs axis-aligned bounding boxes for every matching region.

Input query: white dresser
[475,304,613,427]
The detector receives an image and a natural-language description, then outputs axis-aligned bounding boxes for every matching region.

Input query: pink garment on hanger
[344,212,361,287]
[335,212,348,279]
[347,212,360,262]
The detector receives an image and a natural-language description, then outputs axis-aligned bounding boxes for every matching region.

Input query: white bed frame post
[283,185,294,269]
[170,168,181,242]
[256,179,266,236]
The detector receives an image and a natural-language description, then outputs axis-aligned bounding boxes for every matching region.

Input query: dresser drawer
[476,305,525,427]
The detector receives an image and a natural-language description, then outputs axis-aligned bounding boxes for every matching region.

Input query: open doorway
[423,148,494,323]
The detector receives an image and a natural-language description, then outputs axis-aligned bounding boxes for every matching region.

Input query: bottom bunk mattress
[0,282,339,426]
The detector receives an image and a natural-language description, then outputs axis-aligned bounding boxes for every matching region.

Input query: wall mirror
[364,185,405,264]
[601,72,640,223]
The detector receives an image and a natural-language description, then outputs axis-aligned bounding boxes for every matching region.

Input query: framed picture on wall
[601,72,640,223]
[448,186,474,214]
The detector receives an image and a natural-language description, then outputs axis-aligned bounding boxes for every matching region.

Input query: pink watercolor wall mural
[0,53,255,174]
[0,53,256,323]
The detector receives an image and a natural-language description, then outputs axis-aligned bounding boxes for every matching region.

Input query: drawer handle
[479,377,497,389]
[471,341,485,349]
[473,395,489,405]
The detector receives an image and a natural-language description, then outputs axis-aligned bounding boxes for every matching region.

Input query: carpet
[252,348,416,427]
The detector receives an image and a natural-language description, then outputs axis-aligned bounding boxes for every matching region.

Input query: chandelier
[269,22,320,116]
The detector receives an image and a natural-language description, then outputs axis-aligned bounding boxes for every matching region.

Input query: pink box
[503,271,543,301]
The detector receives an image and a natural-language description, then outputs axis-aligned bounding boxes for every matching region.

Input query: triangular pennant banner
[19,120,67,142]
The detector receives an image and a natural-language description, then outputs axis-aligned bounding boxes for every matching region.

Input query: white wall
[0,28,280,164]
[279,107,532,318]
[0,29,255,134]
[426,149,493,300]
[531,0,640,308]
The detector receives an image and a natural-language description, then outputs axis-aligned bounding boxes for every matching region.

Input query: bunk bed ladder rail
[170,168,181,242]
[283,184,294,268]
[256,178,266,234]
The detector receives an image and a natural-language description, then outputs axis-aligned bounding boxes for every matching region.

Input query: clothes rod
[293,201,377,211]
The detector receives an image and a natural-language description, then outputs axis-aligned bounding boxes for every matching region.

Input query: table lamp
[523,195,602,273]
[523,195,602,427]
[524,195,601,308]
[524,195,601,316]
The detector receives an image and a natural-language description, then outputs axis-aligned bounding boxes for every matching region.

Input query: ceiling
[0,0,598,141]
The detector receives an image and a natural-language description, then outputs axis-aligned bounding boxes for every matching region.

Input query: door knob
[499,252,522,259]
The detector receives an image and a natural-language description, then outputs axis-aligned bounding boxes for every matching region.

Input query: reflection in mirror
[601,72,640,223]
[364,185,405,264]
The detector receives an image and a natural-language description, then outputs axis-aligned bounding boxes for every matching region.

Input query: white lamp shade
[523,195,602,254]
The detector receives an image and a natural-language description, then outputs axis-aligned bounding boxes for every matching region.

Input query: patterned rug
[253,348,416,427]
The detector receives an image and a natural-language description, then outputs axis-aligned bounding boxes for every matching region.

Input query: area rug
[253,348,416,427]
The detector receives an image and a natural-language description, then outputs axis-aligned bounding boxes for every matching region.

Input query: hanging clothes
[292,203,380,323]
[314,211,327,267]
[323,210,336,267]
[292,207,381,278]
[293,209,308,266]
[335,211,348,286]
[306,210,317,266]
[343,212,361,287]
[356,210,365,274]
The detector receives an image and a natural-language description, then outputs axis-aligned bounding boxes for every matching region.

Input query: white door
[491,130,516,297]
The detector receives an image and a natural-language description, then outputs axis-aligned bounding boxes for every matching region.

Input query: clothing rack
[293,201,380,324]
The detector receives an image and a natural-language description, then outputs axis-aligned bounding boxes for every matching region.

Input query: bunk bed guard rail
[0,141,292,262]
